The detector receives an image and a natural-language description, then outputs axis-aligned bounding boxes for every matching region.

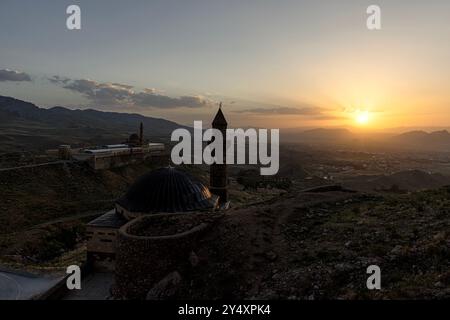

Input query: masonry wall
[90,153,146,170]
[114,214,209,299]
[86,226,118,272]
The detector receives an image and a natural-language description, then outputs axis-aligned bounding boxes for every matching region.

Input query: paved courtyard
[0,269,62,300]
[63,272,114,300]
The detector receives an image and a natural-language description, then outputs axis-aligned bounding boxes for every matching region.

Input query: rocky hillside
[343,170,450,192]
[158,189,449,299]
[0,159,170,266]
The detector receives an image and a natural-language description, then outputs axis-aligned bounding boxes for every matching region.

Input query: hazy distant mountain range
[2,95,450,153]
[390,130,450,151]
[0,95,185,152]
[283,127,450,152]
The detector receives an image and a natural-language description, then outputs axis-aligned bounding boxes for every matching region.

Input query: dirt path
[216,190,357,298]
[0,160,73,172]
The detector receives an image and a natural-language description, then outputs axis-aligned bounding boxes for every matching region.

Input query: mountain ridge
[0,95,186,152]
[2,95,450,152]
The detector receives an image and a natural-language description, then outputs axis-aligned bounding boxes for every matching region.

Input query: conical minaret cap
[212,104,227,127]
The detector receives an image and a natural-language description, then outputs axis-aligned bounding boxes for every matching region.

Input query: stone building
[71,122,166,170]
[126,122,144,147]
[86,210,127,271]
[86,107,229,284]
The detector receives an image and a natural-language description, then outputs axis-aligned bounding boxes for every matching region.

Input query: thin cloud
[50,76,213,109]
[48,75,70,84]
[235,106,323,116]
[132,92,211,109]
[63,79,134,105]
[0,69,31,82]
[312,114,346,120]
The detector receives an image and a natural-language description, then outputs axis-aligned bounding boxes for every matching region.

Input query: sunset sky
[0,0,449,130]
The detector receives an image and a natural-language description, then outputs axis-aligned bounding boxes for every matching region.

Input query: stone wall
[86,226,118,272]
[114,213,210,299]
[86,226,117,254]
[89,152,146,170]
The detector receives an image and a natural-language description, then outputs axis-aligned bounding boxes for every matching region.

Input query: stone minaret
[139,122,144,145]
[210,103,228,204]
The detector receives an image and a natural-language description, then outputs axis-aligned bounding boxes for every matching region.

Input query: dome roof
[116,167,217,214]
[128,133,140,144]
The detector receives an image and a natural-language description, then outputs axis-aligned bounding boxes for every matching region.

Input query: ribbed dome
[116,167,216,214]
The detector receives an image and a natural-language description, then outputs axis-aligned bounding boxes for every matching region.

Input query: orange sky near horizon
[1,1,449,131]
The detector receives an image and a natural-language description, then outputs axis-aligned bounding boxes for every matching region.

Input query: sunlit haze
[0,0,449,130]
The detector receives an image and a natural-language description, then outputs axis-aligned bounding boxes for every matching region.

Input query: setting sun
[355,111,370,125]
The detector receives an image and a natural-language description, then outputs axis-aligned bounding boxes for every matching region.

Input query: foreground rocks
[146,271,182,300]
[167,189,449,299]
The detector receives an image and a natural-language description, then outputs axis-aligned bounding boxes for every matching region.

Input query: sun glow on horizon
[355,110,370,125]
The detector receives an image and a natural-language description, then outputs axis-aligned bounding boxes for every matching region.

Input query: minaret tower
[139,122,144,146]
[210,103,228,204]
